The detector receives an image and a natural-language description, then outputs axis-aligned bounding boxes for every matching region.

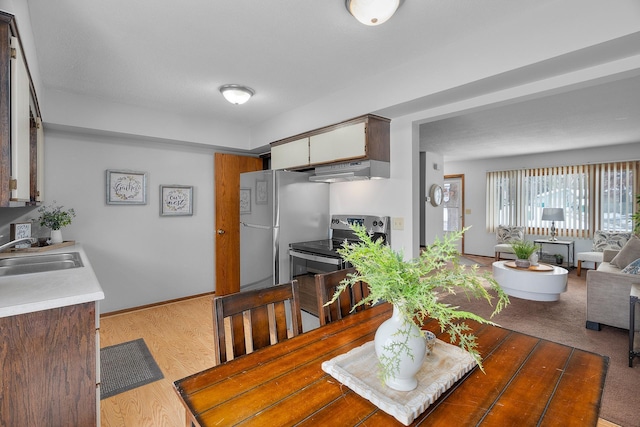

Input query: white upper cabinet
[309,122,365,164]
[270,115,390,171]
[10,36,30,202]
[1,12,43,207]
[270,137,309,170]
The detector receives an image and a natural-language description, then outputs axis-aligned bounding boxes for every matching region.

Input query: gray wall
[41,128,216,313]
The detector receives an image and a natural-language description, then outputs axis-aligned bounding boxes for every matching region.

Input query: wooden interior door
[214,153,263,296]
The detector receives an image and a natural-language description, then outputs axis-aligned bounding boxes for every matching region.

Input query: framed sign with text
[160,185,193,216]
[106,170,147,205]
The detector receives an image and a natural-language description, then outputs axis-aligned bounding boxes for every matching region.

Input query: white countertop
[0,243,104,318]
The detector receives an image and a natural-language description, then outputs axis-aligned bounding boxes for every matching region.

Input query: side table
[534,239,574,269]
[630,283,640,367]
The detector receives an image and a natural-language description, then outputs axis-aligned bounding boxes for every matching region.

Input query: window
[487,161,639,238]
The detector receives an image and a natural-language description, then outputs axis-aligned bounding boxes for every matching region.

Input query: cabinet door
[35,116,44,202]
[309,122,366,164]
[271,137,309,170]
[10,36,30,201]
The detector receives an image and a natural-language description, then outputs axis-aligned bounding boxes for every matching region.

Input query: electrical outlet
[392,217,404,230]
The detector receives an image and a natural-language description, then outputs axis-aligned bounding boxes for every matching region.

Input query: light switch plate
[392,217,404,230]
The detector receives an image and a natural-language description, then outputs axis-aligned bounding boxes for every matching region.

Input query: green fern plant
[510,240,539,260]
[331,224,509,382]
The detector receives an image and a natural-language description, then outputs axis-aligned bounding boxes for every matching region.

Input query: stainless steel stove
[289,214,390,316]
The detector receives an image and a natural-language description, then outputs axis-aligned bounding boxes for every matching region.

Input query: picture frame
[255,179,268,205]
[240,188,251,214]
[10,222,32,248]
[106,170,147,205]
[160,185,193,216]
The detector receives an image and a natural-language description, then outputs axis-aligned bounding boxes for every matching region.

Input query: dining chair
[213,280,302,364]
[315,267,370,326]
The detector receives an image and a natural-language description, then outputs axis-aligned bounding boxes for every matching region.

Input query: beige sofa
[586,249,640,331]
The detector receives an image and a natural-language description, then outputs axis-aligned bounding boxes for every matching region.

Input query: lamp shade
[219,84,254,105]
[346,0,400,26]
[541,208,565,222]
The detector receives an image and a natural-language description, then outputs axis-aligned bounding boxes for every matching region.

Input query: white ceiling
[22,0,640,160]
[419,75,640,161]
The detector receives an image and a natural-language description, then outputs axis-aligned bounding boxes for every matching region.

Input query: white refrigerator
[239,170,330,291]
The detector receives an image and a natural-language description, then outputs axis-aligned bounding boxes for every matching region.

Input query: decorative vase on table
[374,304,427,391]
[50,229,63,244]
[514,258,530,268]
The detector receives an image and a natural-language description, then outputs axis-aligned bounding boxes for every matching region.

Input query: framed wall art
[240,188,251,214]
[10,222,32,248]
[160,185,193,216]
[255,179,268,205]
[106,170,147,205]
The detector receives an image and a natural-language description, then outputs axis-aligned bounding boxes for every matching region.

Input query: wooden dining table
[174,303,608,427]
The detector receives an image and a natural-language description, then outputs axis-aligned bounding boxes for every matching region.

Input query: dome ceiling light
[345,0,402,26]
[219,84,255,105]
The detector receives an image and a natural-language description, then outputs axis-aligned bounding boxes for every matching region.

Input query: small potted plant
[511,240,539,268]
[332,224,509,391]
[37,201,76,244]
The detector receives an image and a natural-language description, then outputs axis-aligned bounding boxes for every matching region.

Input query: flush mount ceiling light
[219,84,255,105]
[345,0,401,26]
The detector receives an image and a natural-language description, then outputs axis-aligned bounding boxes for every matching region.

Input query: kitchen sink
[0,252,83,276]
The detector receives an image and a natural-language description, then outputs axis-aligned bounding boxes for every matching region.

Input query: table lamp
[542,208,564,241]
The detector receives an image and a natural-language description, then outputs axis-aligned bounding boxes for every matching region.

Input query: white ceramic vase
[529,251,539,266]
[50,229,63,244]
[374,304,427,391]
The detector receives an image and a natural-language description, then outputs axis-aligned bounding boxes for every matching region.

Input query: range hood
[309,160,390,183]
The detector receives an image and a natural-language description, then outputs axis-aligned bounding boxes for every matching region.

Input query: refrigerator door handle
[240,222,272,230]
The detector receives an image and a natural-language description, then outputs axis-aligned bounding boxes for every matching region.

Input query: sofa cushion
[596,262,622,274]
[621,258,640,275]
[610,235,640,269]
[592,230,633,251]
[496,226,524,243]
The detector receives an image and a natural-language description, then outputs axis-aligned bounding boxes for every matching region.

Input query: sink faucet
[0,237,37,253]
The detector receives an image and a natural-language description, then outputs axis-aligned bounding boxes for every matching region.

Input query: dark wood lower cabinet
[0,302,97,426]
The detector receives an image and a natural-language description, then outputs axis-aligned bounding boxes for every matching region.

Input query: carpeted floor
[439,256,639,427]
[457,255,486,267]
[100,338,164,399]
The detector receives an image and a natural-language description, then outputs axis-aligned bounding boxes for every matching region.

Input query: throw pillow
[592,230,633,252]
[621,258,640,275]
[610,235,640,269]
[496,226,524,244]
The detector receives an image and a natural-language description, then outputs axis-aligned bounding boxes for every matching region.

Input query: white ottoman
[575,251,603,276]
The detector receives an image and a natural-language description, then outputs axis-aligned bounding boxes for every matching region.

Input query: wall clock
[429,184,443,207]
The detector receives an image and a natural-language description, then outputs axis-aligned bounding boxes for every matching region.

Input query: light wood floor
[100,295,216,427]
[99,290,620,427]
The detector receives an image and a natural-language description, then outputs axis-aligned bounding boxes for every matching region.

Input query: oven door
[289,249,345,317]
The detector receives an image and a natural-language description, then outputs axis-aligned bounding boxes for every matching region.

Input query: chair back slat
[213,280,302,364]
[315,268,371,326]
[230,313,246,359]
[249,304,271,351]
[272,300,289,342]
